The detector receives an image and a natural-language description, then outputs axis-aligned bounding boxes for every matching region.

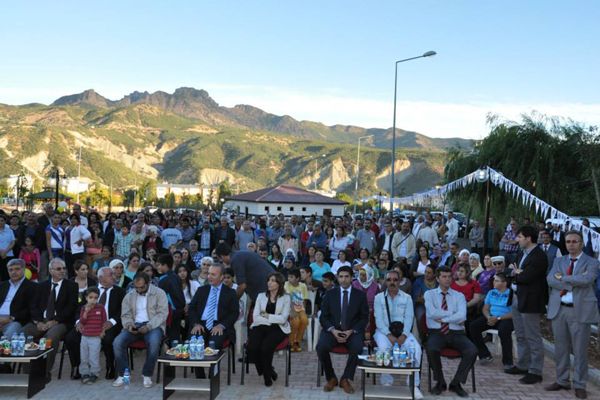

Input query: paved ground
[1,340,599,400]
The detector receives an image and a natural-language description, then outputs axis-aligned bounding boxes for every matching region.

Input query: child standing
[284,269,309,352]
[79,287,107,384]
[19,236,40,281]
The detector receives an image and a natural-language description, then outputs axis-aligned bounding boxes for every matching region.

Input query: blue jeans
[1,321,23,339]
[113,327,163,378]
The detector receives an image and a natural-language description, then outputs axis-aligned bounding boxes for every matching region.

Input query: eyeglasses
[385,278,399,282]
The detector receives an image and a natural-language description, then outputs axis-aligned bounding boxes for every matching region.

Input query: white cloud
[2,84,600,140]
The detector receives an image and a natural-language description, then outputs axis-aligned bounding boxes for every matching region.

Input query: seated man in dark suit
[316,266,369,394]
[24,257,79,379]
[0,259,38,339]
[189,263,238,377]
[65,266,125,379]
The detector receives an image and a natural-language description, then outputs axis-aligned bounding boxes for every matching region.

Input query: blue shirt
[484,288,511,317]
[309,262,331,282]
[201,283,223,322]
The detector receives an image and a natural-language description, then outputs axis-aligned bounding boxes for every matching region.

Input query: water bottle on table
[392,343,400,368]
[198,336,205,360]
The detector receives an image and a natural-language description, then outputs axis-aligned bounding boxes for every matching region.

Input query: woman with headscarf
[351,264,380,339]
[469,253,484,280]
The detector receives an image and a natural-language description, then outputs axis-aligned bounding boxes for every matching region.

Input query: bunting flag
[361,166,600,258]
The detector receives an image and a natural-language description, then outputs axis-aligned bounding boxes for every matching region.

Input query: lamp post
[390,50,437,213]
[353,134,375,215]
[475,167,491,252]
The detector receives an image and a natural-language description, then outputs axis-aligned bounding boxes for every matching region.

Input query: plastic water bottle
[407,342,416,364]
[10,334,18,356]
[18,333,26,356]
[189,336,195,360]
[392,343,401,368]
[198,335,205,360]
[123,368,130,389]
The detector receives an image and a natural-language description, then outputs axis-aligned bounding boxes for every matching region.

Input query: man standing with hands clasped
[505,225,548,384]
[545,230,599,399]
[317,266,369,394]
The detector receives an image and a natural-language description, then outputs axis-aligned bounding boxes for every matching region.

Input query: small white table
[0,349,53,399]
[357,359,420,400]
[158,352,225,400]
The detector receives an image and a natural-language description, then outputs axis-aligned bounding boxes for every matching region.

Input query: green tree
[445,113,598,223]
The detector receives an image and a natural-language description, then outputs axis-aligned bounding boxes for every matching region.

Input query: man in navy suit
[317,266,369,394]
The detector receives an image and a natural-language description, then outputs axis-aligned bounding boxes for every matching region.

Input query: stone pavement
[1,342,599,400]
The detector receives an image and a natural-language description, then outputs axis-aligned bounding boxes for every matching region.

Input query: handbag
[385,293,404,338]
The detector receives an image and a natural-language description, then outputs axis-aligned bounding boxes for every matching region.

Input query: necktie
[440,292,449,335]
[341,289,349,330]
[46,283,58,320]
[544,245,548,252]
[99,287,107,306]
[559,258,577,297]
[205,286,218,330]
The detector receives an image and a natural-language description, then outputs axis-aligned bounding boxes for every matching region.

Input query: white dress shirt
[135,293,150,323]
[424,287,467,331]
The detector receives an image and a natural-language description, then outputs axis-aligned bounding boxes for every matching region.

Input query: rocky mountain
[51,87,473,151]
[0,88,463,197]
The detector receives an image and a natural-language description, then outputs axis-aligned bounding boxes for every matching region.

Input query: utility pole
[76,145,82,203]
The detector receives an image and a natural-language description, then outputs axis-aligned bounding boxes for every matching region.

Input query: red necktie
[441,292,449,335]
[559,258,576,297]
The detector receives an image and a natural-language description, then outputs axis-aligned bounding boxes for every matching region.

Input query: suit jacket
[251,292,291,334]
[539,243,560,273]
[513,246,548,313]
[194,228,217,251]
[377,231,397,255]
[319,286,369,334]
[551,231,566,254]
[214,226,235,247]
[33,279,79,326]
[0,278,38,325]
[547,253,599,323]
[188,284,238,341]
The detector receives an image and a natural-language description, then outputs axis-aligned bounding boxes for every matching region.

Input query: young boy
[79,287,107,384]
[284,269,309,352]
[314,271,336,317]
[113,224,133,259]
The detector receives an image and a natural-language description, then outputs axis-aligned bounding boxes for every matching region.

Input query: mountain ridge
[49,87,473,151]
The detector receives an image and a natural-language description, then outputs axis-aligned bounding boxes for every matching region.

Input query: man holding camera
[374,270,423,399]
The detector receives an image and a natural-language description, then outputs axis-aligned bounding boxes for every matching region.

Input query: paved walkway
[1,342,599,400]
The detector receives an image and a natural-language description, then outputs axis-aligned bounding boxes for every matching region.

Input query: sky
[1,1,599,139]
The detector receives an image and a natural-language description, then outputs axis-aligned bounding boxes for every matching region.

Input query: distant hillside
[50,87,474,152]
[0,87,465,196]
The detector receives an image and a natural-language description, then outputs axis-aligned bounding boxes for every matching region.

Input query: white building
[156,183,213,201]
[224,185,347,217]
[6,174,34,197]
[47,177,91,194]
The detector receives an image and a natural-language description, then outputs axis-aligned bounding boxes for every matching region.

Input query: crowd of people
[0,204,598,399]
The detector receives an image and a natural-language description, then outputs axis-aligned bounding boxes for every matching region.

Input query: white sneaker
[143,376,153,388]
[112,377,124,387]
[414,387,424,400]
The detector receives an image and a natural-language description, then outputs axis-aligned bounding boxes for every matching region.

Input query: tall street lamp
[354,134,375,215]
[390,50,437,213]
[475,167,491,252]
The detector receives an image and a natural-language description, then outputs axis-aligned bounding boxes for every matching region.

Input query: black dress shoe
[263,374,272,387]
[504,366,528,375]
[575,388,587,399]
[545,382,570,391]
[449,383,469,398]
[71,370,81,380]
[430,382,447,395]
[448,383,469,397]
[519,373,543,384]
[270,368,278,382]
[105,368,115,380]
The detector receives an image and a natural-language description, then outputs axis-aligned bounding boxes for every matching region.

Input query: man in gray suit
[545,230,599,399]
